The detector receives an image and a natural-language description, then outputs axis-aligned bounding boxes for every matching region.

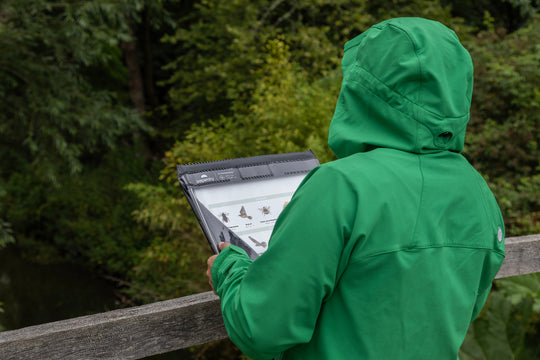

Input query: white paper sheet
[194,175,306,255]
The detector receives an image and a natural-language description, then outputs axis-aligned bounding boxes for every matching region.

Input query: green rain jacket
[212,17,505,360]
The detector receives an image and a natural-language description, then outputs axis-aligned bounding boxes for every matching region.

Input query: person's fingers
[218,242,231,251]
[206,255,218,293]
[207,254,217,266]
[206,244,230,294]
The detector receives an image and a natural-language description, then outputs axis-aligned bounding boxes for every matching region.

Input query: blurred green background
[0,1,538,359]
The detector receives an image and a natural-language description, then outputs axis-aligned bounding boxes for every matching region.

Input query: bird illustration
[238,206,252,219]
[219,212,229,223]
[249,236,267,248]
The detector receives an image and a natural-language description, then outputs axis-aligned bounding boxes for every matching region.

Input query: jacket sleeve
[469,177,506,323]
[469,283,492,322]
[211,165,356,360]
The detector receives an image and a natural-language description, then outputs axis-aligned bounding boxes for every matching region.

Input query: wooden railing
[1,234,539,360]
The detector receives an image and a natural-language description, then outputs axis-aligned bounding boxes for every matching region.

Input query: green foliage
[0,182,15,249]
[497,274,540,313]
[0,0,158,299]
[160,0,375,133]
[2,142,153,273]
[443,0,538,32]
[123,181,209,300]
[159,0,468,136]
[463,17,540,235]
[164,39,339,170]
[460,274,540,360]
[0,0,147,181]
[490,175,540,236]
[0,300,4,331]
[0,220,15,250]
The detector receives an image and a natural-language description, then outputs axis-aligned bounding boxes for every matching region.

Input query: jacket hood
[328,17,474,157]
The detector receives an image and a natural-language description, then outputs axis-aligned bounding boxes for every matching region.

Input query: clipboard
[177,151,319,259]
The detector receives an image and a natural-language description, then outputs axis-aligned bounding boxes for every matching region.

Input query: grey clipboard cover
[177,151,319,260]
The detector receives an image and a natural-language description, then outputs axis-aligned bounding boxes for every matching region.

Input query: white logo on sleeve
[497,227,503,243]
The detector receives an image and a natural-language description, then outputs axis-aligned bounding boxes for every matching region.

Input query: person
[206,17,505,360]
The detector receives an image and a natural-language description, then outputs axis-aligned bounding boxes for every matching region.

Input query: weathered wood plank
[496,234,540,279]
[0,291,227,360]
[0,234,538,360]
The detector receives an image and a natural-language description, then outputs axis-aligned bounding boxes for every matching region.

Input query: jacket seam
[348,244,505,266]
[387,23,423,105]
[349,63,470,122]
[410,154,424,243]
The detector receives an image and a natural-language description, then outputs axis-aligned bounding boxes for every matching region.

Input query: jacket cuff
[211,244,250,295]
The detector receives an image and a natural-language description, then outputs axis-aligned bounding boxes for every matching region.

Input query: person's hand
[206,242,231,294]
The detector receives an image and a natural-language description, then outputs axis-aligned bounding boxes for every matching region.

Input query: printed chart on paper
[194,175,306,255]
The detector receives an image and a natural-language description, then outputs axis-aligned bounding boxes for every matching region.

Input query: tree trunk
[142,7,159,109]
[120,40,145,114]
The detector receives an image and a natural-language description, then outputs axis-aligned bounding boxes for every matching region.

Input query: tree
[160,0,376,134]
[0,0,148,181]
[0,0,154,275]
